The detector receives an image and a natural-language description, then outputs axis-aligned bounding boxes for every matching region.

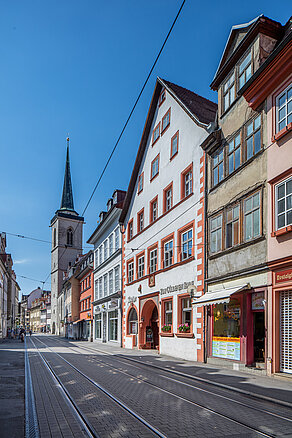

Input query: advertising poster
[212,336,240,360]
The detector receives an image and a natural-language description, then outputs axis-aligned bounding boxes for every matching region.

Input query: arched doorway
[140,299,159,350]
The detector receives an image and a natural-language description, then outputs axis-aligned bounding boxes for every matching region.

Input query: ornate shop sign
[160,281,194,295]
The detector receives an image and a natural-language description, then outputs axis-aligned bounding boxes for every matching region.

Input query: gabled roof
[211,15,283,90]
[119,77,217,224]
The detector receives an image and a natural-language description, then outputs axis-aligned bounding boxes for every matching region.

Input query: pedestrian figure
[29,329,32,337]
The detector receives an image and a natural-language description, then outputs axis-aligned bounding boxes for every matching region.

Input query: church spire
[60,137,75,211]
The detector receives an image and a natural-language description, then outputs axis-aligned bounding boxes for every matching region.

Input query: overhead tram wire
[42,0,186,285]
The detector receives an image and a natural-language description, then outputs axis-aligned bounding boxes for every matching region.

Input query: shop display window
[213,298,240,338]
[95,313,102,339]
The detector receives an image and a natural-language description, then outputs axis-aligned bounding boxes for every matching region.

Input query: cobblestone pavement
[0,339,25,438]
[31,335,292,438]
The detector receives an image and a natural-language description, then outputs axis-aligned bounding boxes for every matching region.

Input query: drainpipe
[203,153,208,364]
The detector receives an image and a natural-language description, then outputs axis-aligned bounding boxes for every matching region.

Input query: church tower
[50,138,84,334]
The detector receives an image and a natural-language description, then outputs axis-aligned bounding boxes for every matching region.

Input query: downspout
[203,151,208,364]
[119,223,126,348]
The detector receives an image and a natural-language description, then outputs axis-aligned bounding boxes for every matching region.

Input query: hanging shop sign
[275,269,292,284]
[160,281,194,295]
[252,292,265,310]
[212,337,240,361]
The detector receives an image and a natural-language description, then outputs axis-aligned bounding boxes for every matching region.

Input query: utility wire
[42,0,186,285]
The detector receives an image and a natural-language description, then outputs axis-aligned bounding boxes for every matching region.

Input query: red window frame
[163,182,173,213]
[137,208,144,233]
[171,131,179,159]
[161,232,175,269]
[127,219,134,242]
[147,242,158,275]
[177,221,195,262]
[159,89,166,106]
[127,258,134,284]
[136,250,145,279]
[181,163,193,200]
[161,297,173,333]
[152,122,160,146]
[161,108,171,135]
[177,293,193,336]
[150,154,160,181]
[138,172,144,194]
[150,195,158,223]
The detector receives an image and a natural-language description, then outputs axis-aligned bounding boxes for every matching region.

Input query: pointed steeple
[60,137,75,211]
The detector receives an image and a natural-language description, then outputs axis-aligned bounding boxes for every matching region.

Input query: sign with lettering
[212,337,240,361]
[160,281,194,295]
[146,327,153,343]
[275,269,292,284]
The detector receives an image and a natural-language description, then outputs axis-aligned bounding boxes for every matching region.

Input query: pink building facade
[243,21,292,374]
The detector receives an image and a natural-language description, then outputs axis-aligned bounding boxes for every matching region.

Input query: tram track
[33,335,289,438]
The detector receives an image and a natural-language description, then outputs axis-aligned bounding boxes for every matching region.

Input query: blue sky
[0,1,290,296]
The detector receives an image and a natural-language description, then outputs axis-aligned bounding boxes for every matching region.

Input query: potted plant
[161,324,172,332]
[178,323,190,333]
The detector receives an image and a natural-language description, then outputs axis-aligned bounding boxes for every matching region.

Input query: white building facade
[88,190,126,346]
[120,78,217,362]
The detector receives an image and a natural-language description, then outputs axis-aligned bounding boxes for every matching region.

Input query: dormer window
[107,199,113,212]
[67,228,73,246]
[223,72,235,112]
[238,51,252,89]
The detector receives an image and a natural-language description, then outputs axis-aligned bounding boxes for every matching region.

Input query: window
[164,184,173,212]
[114,266,120,292]
[94,279,98,300]
[163,300,172,326]
[244,192,260,241]
[98,277,102,299]
[108,310,118,341]
[161,108,170,133]
[103,274,108,296]
[115,228,119,250]
[127,260,134,283]
[181,229,193,260]
[109,270,113,295]
[181,297,192,325]
[276,177,292,230]
[149,248,157,274]
[128,220,133,241]
[246,115,261,160]
[171,131,179,158]
[99,245,102,265]
[103,240,108,260]
[277,84,292,132]
[128,307,138,334]
[152,123,160,145]
[53,228,56,247]
[226,205,239,248]
[137,209,144,233]
[223,72,235,112]
[67,228,73,246]
[210,214,223,253]
[181,164,193,199]
[94,249,98,267]
[238,51,252,89]
[212,148,224,186]
[138,172,144,193]
[228,133,241,174]
[213,299,240,338]
[151,155,160,180]
[137,255,145,279]
[150,197,158,223]
[159,89,166,106]
[95,313,102,339]
[109,234,114,256]
[164,240,173,268]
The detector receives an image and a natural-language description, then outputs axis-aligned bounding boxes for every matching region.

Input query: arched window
[128,307,138,334]
[67,228,73,246]
[53,228,56,247]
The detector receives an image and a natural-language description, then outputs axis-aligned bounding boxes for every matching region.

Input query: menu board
[252,292,265,310]
[212,336,240,360]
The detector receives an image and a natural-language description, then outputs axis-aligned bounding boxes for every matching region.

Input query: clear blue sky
[0,1,290,296]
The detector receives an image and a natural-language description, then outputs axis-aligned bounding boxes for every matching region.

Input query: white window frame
[103,274,108,297]
[128,261,134,283]
[275,176,292,230]
[115,228,119,250]
[114,266,120,292]
[184,171,192,197]
[137,256,144,279]
[151,156,159,179]
[109,234,114,256]
[166,188,172,211]
[276,83,292,133]
[181,229,193,261]
[210,214,223,254]
[109,270,113,295]
[164,240,173,268]
[243,191,261,241]
[149,248,157,274]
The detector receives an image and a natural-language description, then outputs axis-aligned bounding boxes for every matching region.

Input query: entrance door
[151,306,159,349]
[253,312,265,363]
[280,291,292,374]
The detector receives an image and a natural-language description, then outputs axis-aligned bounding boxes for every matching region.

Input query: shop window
[128,219,133,241]
[244,192,261,241]
[95,313,102,339]
[152,123,160,145]
[226,205,240,248]
[127,260,134,283]
[108,310,118,341]
[238,51,252,89]
[161,108,170,134]
[275,176,292,230]
[164,240,173,268]
[137,209,144,233]
[276,83,292,132]
[151,154,160,180]
[246,115,261,160]
[163,183,173,213]
[223,72,235,112]
[212,148,224,186]
[210,214,222,253]
[150,196,158,223]
[128,307,138,334]
[227,133,241,174]
[138,172,144,193]
[171,131,179,159]
[213,299,240,338]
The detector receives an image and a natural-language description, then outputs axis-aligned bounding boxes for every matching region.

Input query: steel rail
[32,336,167,438]
[34,336,275,438]
[25,337,40,438]
[29,337,98,438]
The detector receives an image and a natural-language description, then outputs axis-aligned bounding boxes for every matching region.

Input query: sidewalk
[0,338,25,438]
[62,336,292,406]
